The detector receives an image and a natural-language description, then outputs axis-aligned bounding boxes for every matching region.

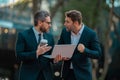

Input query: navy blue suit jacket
[58,26,101,80]
[15,27,54,80]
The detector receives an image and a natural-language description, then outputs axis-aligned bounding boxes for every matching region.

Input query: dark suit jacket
[58,26,101,80]
[15,27,54,80]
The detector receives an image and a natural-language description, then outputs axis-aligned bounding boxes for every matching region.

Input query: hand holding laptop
[53,54,70,63]
[43,44,76,63]
[52,45,76,58]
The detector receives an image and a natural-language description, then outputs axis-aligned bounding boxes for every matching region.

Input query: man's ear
[74,21,79,26]
[38,20,43,25]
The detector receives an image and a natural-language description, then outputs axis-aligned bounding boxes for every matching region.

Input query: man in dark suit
[54,10,101,80]
[15,10,54,80]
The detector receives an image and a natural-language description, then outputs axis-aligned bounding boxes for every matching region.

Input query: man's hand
[54,54,70,63]
[36,44,52,58]
[77,43,85,53]
[54,54,62,63]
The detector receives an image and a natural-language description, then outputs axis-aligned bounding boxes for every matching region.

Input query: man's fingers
[54,54,62,63]
[62,57,70,60]
[45,46,52,52]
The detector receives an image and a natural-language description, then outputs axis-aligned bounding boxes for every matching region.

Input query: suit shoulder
[45,32,54,37]
[62,28,67,32]
[84,26,96,35]
[18,28,32,36]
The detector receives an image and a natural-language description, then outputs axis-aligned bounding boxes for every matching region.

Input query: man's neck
[73,24,82,34]
[35,26,42,33]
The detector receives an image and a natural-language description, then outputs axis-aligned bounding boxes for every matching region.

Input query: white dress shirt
[70,24,85,69]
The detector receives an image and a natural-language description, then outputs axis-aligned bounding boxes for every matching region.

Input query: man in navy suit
[54,10,101,80]
[15,10,54,80]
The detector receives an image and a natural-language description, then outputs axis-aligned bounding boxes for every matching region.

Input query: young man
[55,10,101,80]
[15,10,54,80]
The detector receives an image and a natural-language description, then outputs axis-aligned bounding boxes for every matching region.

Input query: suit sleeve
[15,32,37,61]
[84,32,101,59]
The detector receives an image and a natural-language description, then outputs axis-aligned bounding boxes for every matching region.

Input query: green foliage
[61,0,111,43]
[63,0,106,29]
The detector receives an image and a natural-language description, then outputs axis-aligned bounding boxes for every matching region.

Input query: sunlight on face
[64,17,74,32]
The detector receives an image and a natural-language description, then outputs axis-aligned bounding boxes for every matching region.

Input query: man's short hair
[34,10,50,26]
[65,10,82,24]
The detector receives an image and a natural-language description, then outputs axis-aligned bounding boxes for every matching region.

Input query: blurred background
[0,0,120,80]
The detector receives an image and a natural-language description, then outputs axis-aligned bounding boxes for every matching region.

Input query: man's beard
[66,26,73,32]
[40,27,48,32]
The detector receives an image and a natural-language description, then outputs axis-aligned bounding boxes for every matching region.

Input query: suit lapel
[66,31,71,44]
[43,33,50,45]
[77,26,86,44]
[66,26,86,45]
[28,28,38,48]
[43,33,47,40]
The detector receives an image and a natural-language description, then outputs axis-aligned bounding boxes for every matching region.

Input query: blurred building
[0,0,32,80]
[0,0,63,79]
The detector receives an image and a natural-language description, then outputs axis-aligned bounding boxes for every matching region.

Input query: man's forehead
[45,16,51,21]
[65,17,71,21]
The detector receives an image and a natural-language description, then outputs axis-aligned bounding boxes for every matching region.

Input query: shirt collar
[71,23,84,36]
[80,23,84,34]
[32,27,43,35]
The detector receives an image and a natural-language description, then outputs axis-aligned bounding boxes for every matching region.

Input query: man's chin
[40,29,49,33]
[44,30,49,33]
